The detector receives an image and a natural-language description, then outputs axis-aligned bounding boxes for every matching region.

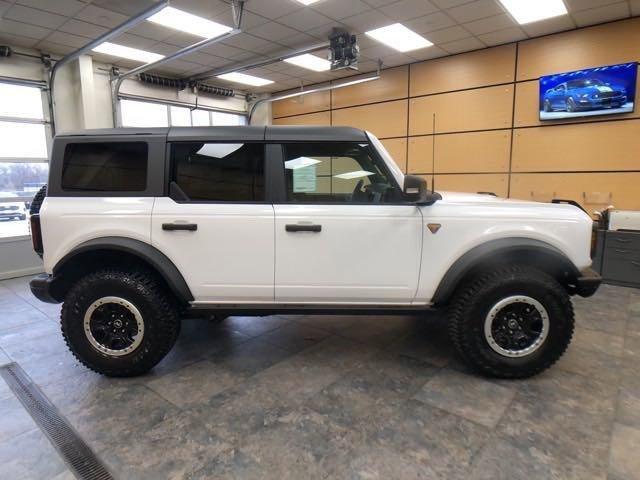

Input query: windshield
[365,131,405,189]
[567,79,605,88]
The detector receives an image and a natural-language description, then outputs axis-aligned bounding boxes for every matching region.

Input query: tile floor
[0,275,639,479]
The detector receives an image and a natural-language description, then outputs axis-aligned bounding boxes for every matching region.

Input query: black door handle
[162,223,198,231]
[285,224,321,233]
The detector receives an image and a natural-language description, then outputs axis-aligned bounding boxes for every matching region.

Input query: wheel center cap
[113,319,123,329]
[507,319,519,329]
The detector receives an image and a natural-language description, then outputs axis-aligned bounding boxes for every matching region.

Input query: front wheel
[448,265,574,378]
[61,268,180,377]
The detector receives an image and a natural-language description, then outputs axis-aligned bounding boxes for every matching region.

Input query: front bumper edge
[29,274,61,304]
[572,267,602,298]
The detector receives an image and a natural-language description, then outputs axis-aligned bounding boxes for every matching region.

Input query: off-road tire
[29,185,47,215]
[61,268,180,377]
[448,265,574,379]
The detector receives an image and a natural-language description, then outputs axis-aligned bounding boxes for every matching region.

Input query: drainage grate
[0,363,114,480]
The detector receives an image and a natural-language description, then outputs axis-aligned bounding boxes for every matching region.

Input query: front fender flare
[431,238,580,306]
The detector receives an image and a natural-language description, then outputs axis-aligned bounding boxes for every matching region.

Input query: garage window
[171,142,265,202]
[120,99,247,128]
[0,82,50,238]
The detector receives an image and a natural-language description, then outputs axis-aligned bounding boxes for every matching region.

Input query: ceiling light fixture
[365,23,432,52]
[92,42,164,63]
[285,156,322,170]
[217,72,274,86]
[147,6,233,38]
[284,53,331,72]
[294,0,322,5]
[497,0,567,24]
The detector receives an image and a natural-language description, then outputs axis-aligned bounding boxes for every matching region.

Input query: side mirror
[404,175,439,205]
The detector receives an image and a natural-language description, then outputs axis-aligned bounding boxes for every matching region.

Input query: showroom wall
[272,17,640,214]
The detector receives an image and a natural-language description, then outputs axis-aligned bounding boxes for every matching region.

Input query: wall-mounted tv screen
[539,62,637,121]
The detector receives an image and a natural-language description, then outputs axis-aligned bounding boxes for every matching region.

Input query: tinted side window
[171,143,265,201]
[61,142,147,191]
[282,142,402,203]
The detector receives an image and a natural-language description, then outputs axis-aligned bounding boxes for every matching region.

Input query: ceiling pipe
[186,41,329,83]
[111,0,245,126]
[248,65,381,122]
[48,0,169,134]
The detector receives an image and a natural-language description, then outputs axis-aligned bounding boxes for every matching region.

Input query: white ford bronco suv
[28,126,601,379]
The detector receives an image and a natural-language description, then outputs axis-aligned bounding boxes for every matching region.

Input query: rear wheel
[448,265,574,378]
[61,268,180,377]
[566,98,576,112]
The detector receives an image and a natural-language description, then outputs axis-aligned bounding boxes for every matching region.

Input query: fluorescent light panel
[148,6,233,38]
[217,72,274,86]
[285,157,321,170]
[284,54,331,72]
[498,0,567,24]
[365,23,432,52]
[294,0,322,5]
[334,170,375,180]
[92,42,164,63]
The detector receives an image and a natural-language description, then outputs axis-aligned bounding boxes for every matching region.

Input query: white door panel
[152,197,274,302]
[274,204,423,303]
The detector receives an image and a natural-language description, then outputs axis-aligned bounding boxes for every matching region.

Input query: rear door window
[170,142,265,202]
[61,142,148,192]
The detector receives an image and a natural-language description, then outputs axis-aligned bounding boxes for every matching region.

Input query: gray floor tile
[572,326,625,357]
[609,423,640,480]
[623,334,640,364]
[146,359,249,408]
[187,446,282,480]
[335,315,417,348]
[0,347,10,368]
[0,373,12,400]
[259,321,333,354]
[307,351,437,425]
[556,345,624,385]
[573,300,628,335]
[101,410,233,480]
[0,307,52,334]
[371,398,491,478]
[292,314,360,333]
[497,392,612,471]
[1,330,69,363]
[233,405,361,480]
[470,433,607,480]
[0,320,58,347]
[617,384,640,429]
[53,382,180,453]
[414,368,516,428]
[207,337,293,376]
[514,368,617,416]
[0,395,37,442]
[332,444,441,480]
[385,317,453,367]
[225,315,292,337]
[187,377,297,446]
[0,429,68,480]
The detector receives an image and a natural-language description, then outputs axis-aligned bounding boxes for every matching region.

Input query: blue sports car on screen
[542,78,627,112]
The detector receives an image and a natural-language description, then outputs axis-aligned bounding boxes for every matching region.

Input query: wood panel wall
[271,17,640,213]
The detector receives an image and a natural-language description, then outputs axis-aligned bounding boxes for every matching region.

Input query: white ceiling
[0,0,638,93]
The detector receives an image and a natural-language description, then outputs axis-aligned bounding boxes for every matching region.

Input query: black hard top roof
[56,126,369,142]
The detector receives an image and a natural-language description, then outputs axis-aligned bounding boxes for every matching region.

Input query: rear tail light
[30,214,43,257]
